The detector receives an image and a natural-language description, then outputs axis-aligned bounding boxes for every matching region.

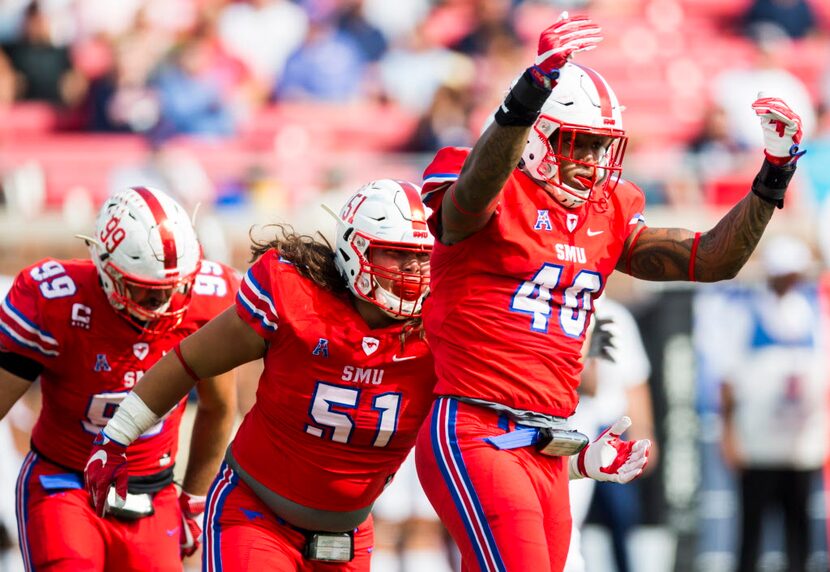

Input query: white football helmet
[333,179,433,319]
[87,186,202,333]
[521,62,628,208]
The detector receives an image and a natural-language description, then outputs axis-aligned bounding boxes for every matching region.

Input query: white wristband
[568,455,585,480]
[105,392,160,446]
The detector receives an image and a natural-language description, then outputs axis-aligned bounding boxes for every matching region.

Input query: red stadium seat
[0,103,59,137]
[240,102,419,153]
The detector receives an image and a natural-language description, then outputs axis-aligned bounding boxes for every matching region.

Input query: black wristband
[494,69,553,127]
[750,159,797,209]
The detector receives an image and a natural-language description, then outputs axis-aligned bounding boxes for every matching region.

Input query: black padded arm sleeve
[0,350,43,382]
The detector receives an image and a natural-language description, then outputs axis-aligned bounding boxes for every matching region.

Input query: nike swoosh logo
[586,229,604,236]
[85,450,108,471]
[392,354,416,362]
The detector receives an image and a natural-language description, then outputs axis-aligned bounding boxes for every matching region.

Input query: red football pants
[415,397,572,572]
[16,451,181,571]
[203,462,374,572]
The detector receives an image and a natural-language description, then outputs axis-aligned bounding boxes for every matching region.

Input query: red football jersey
[421,147,646,417]
[232,249,436,511]
[0,258,239,475]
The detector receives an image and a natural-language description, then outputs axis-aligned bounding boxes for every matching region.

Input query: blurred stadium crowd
[0,0,829,224]
[2,0,830,571]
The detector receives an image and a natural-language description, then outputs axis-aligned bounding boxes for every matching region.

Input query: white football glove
[752,92,806,165]
[568,416,650,483]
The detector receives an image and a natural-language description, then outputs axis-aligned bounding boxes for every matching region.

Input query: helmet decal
[397,179,428,231]
[88,186,202,334]
[574,64,614,124]
[132,186,178,272]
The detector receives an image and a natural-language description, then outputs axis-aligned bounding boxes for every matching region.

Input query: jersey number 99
[30,261,77,300]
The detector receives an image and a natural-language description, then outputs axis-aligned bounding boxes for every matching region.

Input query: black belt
[30,441,175,494]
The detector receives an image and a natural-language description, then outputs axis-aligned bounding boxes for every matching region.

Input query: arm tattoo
[441,124,529,243]
[621,193,775,282]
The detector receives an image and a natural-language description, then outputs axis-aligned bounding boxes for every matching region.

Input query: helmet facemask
[333,179,434,320]
[528,117,627,209]
[350,238,431,319]
[99,257,198,334]
[517,62,628,209]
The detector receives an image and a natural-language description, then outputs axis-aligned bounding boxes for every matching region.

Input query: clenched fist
[752,93,806,165]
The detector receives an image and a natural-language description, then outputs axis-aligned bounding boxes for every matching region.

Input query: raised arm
[618,95,805,282]
[440,14,602,244]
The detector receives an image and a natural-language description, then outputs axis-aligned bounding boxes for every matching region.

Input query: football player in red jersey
[0,187,240,571]
[83,179,650,571]
[414,11,807,572]
[84,179,435,571]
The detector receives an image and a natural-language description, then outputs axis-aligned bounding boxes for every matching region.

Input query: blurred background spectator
[2,2,84,107]
[743,0,818,41]
[710,31,816,153]
[719,236,826,572]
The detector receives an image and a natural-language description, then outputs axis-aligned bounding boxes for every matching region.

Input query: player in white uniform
[720,235,825,571]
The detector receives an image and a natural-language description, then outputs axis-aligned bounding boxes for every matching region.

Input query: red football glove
[179,491,206,558]
[531,11,603,88]
[84,431,129,517]
[569,417,651,483]
[752,93,806,166]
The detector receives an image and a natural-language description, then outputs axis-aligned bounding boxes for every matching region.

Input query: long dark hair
[249,223,347,293]
[250,223,425,349]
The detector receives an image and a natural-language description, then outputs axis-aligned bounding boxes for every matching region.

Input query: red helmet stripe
[133,187,178,271]
[575,64,612,120]
[396,180,427,230]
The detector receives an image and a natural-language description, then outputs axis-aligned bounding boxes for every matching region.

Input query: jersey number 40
[510,263,601,337]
